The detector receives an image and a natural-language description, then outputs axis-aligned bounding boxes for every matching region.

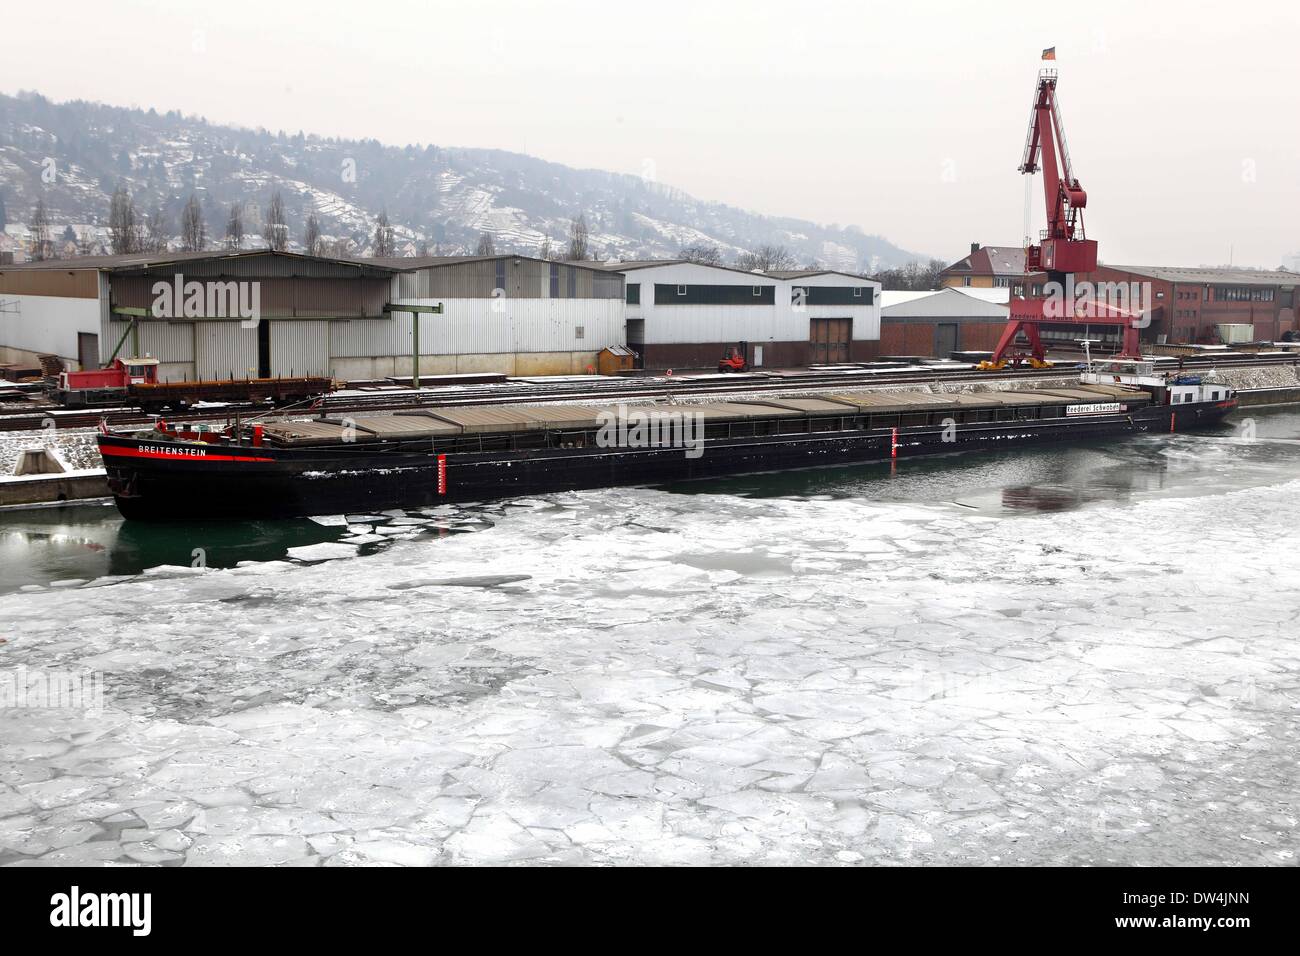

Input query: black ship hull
[99,399,1236,521]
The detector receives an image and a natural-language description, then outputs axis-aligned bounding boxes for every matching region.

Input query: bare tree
[303,212,322,256]
[679,243,722,265]
[874,258,948,291]
[416,240,430,257]
[108,185,138,255]
[475,232,496,256]
[225,202,244,250]
[539,237,552,261]
[29,198,52,260]
[144,205,169,252]
[735,244,798,272]
[180,193,206,252]
[328,237,353,258]
[373,209,395,257]
[566,214,589,261]
[263,190,288,251]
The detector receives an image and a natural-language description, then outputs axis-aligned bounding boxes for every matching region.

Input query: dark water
[2,406,1298,593]
[671,406,1300,512]
[0,505,343,592]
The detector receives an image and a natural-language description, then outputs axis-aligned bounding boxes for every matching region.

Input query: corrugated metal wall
[379,298,624,355]
[110,275,390,318]
[195,323,259,380]
[395,259,622,300]
[271,321,331,377]
[105,320,195,363]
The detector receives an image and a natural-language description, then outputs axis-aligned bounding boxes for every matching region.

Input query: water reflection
[2,407,1297,593]
[0,504,341,593]
[671,406,1300,516]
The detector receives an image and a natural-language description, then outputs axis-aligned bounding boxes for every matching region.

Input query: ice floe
[1,479,1298,866]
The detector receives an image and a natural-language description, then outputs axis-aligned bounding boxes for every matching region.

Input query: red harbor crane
[983,62,1142,368]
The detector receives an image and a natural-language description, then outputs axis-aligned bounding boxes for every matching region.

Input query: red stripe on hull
[99,444,274,463]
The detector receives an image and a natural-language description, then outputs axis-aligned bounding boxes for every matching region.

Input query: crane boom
[983,62,1141,368]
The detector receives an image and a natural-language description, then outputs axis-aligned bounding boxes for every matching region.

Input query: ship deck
[254,383,1152,447]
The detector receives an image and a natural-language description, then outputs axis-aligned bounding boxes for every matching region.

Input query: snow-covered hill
[0,91,921,269]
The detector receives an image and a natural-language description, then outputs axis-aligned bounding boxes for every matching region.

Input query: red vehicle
[56,357,161,406]
[718,342,750,373]
[52,356,332,412]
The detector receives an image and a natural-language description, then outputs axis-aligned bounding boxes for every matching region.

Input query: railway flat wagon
[47,356,333,411]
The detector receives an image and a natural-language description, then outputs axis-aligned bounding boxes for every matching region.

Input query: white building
[597,260,881,369]
[0,251,624,379]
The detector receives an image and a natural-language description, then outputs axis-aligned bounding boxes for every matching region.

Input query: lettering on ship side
[99,443,273,463]
[137,444,208,457]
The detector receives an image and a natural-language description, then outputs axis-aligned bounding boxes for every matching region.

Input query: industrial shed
[598,260,880,369]
[0,251,625,381]
[880,287,1010,357]
[376,255,624,379]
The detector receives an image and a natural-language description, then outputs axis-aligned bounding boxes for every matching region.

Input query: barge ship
[96,359,1237,521]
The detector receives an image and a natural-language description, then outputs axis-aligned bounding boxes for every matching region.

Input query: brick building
[1079,266,1300,344]
[879,288,1009,357]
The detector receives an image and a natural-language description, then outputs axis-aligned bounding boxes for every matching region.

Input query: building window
[626,283,640,305]
[962,277,972,287]
[655,284,776,305]
[575,325,585,339]
[550,263,560,298]
[495,258,506,293]
[794,285,872,306]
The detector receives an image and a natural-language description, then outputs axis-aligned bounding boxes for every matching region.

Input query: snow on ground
[1,482,1297,866]
[0,428,100,476]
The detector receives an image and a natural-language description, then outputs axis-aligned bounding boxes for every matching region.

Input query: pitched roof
[881,287,1010,318]
[596,261,876,282]
[942,245,1038,277]
[0,249,404,274]
[1103,265,1300,286]
[366,254,617,274]
[767,269,876,282]
[592,258,772,277]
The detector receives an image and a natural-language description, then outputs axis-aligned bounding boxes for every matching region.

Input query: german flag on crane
[1042,47,1056,60]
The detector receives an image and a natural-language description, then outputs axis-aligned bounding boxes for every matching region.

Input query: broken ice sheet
[0,482,1296,865]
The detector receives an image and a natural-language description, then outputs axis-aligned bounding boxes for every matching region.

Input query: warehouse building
[600,260,881,369]
[880,288,1009,357]
[0,251,624,380]
[1076,265,1300,344]
[937,245,1300,346]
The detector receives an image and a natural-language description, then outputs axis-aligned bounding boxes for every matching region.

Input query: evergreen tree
[29,198,52,260]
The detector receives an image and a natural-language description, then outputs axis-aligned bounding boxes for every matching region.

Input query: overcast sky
[3,0,1298,267]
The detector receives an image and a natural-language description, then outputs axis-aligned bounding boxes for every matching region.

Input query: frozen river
[1,410,1298,865]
